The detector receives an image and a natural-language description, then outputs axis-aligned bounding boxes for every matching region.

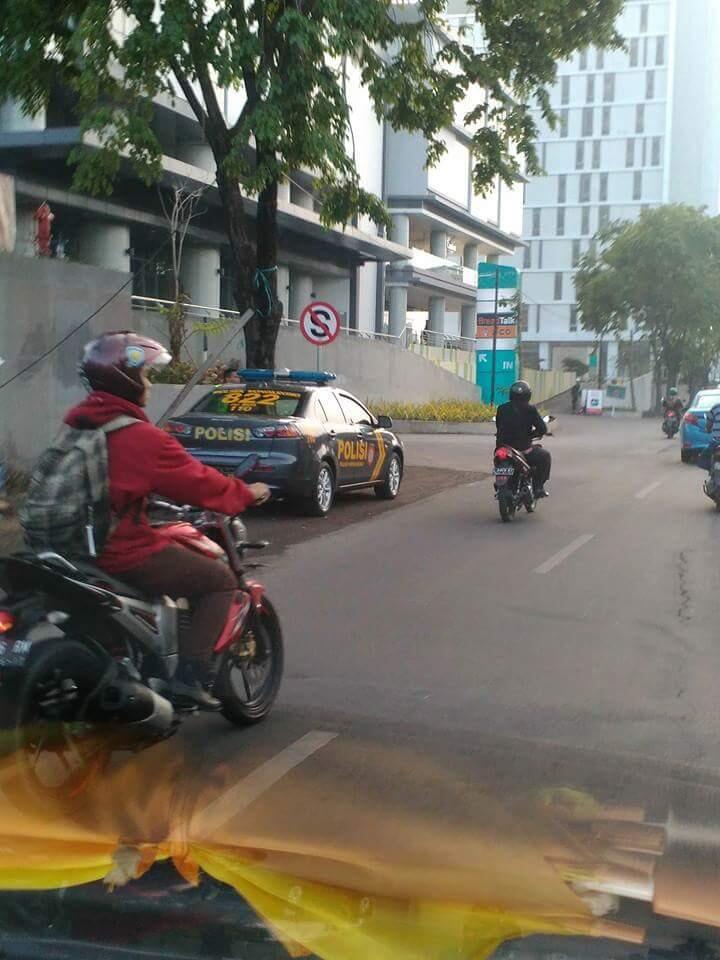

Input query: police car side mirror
[376,415,393,429]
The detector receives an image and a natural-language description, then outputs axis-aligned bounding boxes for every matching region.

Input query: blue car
[680,390,720,462]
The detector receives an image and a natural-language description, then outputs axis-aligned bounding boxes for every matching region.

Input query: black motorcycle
[703,445,720,510]
[0,501,283,809]
[493,417,554,523]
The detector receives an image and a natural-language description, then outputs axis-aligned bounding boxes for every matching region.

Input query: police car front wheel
[306,463,335,517]
[375,453,403,500]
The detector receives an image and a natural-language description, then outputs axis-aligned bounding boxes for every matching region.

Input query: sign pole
[316,343,320,372]
[490,265,500,404]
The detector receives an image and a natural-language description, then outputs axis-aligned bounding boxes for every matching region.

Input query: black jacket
[496,401,547,451]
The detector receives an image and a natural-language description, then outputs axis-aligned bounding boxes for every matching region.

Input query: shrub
[369,399,495,423]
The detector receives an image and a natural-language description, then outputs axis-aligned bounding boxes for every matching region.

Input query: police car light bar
[238,369,337,384]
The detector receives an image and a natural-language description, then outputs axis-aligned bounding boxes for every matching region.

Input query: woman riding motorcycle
[66,332,270,711]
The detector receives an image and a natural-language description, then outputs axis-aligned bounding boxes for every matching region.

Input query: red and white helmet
[80,331,171,403]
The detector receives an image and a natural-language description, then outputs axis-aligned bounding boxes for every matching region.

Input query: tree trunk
[246,175,283,369]
[628,328,636,412]
[215,166,257,367]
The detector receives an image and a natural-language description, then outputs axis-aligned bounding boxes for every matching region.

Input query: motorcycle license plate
[494,466,515,476]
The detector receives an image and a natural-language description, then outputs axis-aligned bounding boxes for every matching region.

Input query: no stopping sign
[300,301,341,346]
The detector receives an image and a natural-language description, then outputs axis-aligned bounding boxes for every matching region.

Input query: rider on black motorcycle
[662,387,684,419]
[66,332,270,711]
[495,381,551,497]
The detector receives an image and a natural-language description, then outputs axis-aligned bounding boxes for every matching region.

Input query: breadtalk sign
[476,317,517,340]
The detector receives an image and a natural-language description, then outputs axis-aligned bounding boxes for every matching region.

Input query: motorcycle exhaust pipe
[92,673,174,738]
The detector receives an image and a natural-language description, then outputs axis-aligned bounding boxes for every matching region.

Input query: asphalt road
[8,414,720,959]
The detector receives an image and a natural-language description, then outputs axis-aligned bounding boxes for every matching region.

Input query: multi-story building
[514,0,720,377]
[0,4,524,355]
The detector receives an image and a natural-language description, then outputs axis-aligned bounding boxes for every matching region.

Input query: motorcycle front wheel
[215,598,284,726]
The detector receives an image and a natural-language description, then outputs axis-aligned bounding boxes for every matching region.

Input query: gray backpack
[20,416,140,559]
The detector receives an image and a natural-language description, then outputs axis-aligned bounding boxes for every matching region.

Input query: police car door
[337,393,379,484]
[315,391,354,487]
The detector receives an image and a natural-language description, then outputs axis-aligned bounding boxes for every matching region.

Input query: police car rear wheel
[375,453,402,500]
[306,463,335,517]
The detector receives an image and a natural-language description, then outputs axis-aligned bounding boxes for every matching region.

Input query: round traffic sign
[300,301,341,346]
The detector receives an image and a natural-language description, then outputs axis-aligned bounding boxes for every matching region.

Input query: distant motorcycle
[662,410,680,438]
[493,416,555,523]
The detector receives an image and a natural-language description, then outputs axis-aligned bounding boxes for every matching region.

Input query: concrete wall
[0,252,134,467]
[522,367,577,404]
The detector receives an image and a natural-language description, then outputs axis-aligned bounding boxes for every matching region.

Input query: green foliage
[148,360,197,384]
[562,357,589,377]
[575,205,720,387]
[370,399,495,423]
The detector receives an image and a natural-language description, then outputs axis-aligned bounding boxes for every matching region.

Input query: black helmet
[509,380,532,403]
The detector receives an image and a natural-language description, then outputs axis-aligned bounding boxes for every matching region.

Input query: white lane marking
[635,480,662,500]
[534,534,595,575]
[189,730,337,836]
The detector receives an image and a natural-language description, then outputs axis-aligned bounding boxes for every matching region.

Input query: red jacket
[64,391,256,574]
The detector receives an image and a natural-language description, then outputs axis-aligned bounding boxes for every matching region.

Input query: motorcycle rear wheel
[0,640,109,811]
[498,494,515,523]
[216,599,284,726]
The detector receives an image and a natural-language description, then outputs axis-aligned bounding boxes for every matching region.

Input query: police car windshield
[194,386,304,417]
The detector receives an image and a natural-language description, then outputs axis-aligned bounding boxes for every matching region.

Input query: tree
[575,206,720,410]
[0,0,623,367]
[157,181,206,363]
[562,357,589,378]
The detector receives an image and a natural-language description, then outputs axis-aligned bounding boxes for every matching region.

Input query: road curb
[393,420,495,435]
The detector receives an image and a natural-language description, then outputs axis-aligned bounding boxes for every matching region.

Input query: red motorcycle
[0,489,283,805]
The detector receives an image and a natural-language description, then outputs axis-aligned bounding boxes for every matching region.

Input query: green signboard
[478,264,519,290]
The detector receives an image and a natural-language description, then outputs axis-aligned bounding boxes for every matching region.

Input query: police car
[164,370,404,516]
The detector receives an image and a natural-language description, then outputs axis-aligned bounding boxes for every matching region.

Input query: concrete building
[0,5,524,355]
[508,0,720,377]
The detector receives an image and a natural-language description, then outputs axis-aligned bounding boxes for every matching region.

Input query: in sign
[300,301,341,346]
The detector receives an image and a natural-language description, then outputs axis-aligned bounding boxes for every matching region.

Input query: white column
[463,243,479,271]
[538,342,551,370]
[461,304,477,341]
[388,285,408,338]
[277,179,291,205]
[391,213,410,248]
[427,295,446,338]
[290,270,314,319]
[430,230,448,259]
[180,244,221,308]
[276,264,291,317]
[606,339,619,379]
[77,222,131,273]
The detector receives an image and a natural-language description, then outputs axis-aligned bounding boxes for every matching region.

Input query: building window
[535,304,541,333]
[640,3,649,32]
[626,137,635,167]
[630,37,639,67]
[561,75,570,105]
[651,136,662,166]
[560,109,569,138]
[646,70,655,99]
[532,208,541,236]
[596,48,605,69]
[636,103,645,134]
[523,243,531,269]
[538,240,544,269]
[633,170,643,200]
[554,272,563,300]
[579,49,588,71]
[556,207,566,236]
[581,206,591,235]
[570,307,578,332]
[582,107,594,137]
[520,304,529,333]
[599,205,610,228]
[558,174,567,204]
[600,171,608,202]
[586,74,595,103]
[579,173,591,203]
[641,137,647,166]
[589,238,598,258]
[601,107,611,136]
[656,36,665,66]
[572,239,582,266]
[592,139,602,168]
[603,73,615,102]
[576,140,585,170]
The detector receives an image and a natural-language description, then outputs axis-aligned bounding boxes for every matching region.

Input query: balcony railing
[409,248,477,287]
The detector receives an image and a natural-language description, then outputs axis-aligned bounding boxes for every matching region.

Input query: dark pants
[525,447,551,488]
[121,546,237,659]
